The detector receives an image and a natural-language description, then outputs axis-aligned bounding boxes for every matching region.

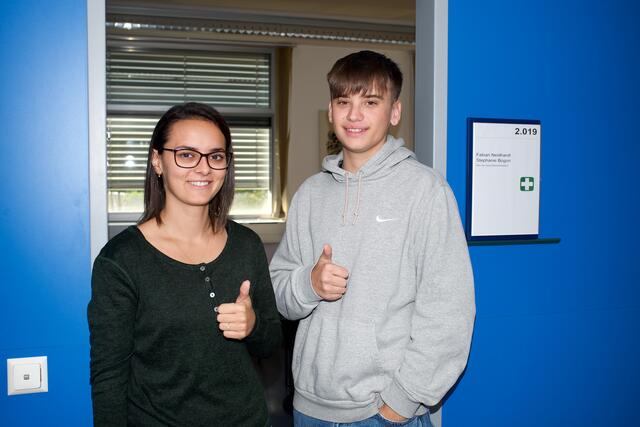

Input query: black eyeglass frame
[161,148,233,170]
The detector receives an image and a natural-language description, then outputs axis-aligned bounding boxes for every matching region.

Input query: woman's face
[152,118,228,210]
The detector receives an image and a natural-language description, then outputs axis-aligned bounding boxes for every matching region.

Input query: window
[106,41,275,223]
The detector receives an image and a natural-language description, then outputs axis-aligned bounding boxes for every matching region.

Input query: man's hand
[378,403,408,422]
[216,280,256,339]
[310,244,349,301]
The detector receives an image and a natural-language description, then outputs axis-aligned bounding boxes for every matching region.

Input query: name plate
[466,118,541,240]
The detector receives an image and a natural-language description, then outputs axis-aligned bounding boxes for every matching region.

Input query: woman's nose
[194,155,211,173]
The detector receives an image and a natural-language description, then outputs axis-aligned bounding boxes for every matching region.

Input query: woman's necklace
[172,231,213,264]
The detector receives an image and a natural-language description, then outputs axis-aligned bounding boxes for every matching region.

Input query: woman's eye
[178,151,195,159]
[210,153,225,161]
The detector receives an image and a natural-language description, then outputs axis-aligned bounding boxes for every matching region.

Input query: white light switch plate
[7,356,48,395]
[13,363,41,390]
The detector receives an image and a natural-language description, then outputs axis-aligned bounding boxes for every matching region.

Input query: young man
[270,50,475,426]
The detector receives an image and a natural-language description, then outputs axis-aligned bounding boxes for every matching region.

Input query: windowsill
[235,219,285,244]
[107,216,285,244]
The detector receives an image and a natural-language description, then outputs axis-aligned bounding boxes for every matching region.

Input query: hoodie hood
[321,135,415,182]
[321,135,415,225]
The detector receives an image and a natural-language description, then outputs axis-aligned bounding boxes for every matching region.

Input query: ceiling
[108,0,416,26]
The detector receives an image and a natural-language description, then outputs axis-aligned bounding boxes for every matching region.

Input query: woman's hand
[378,403,408,422]
[216,280,256,339]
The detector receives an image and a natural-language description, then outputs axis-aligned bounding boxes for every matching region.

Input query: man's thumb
[236,280,251,303]
[319,244,332,262]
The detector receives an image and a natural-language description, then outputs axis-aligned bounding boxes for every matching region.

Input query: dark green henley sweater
[88,221,281,427]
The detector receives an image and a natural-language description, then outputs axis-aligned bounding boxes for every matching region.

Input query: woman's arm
[87,256,137,426]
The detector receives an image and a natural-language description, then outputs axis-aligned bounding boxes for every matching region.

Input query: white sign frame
[465,118,541,240]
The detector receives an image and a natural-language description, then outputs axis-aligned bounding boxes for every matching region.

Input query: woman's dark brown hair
[139,102,234,233]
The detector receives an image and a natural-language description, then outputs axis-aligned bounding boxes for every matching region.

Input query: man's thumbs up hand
[311,244,349,301]
[217,280,256,340]
[318,244,333,263]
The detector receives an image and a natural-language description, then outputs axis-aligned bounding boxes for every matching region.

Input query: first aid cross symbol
[520,177,534,191]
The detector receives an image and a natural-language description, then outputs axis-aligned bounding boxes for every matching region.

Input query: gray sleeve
[269,189,322,320]
[381,183,476,417]
[244,236,283,358]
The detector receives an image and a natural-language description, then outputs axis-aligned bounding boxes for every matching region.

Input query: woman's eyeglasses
[162,148,233,170]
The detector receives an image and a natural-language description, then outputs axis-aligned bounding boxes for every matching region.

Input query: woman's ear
[151,149,162,175]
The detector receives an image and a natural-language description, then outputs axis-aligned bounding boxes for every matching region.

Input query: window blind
[105,46,273,216]
[107,50,270,109]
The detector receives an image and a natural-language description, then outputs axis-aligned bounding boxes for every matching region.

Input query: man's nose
[347,104,363,121]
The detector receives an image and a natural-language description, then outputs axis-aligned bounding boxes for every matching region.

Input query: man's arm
[269,189,325,320]
[380,183,476,418]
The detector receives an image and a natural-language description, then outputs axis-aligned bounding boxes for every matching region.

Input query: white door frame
[87,0,449,423]
[87,0,107,263]
[415,0,448,177]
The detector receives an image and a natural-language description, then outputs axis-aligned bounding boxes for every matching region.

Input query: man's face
[328,86,401,162]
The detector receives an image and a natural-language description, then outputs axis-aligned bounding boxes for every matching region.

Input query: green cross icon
[520,177,534,191]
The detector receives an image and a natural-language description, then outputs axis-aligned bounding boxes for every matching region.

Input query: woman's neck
[138,202,228,265]
[158,203,214,240]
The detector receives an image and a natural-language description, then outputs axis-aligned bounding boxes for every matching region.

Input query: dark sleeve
[244,240,282,358]
[87,256,137,426]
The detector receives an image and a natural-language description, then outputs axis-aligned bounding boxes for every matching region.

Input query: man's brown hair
[327,50,403,101]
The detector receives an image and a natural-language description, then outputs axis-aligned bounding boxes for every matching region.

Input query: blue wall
[1,1,638,425]
[0,1,92,425]
[445,0,640,425]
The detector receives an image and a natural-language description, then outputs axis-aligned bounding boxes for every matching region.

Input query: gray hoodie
[270,136,475,422]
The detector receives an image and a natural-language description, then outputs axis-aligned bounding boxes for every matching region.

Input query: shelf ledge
[467,238,561,246]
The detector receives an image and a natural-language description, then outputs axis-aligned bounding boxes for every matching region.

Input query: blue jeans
[293,409,433,427]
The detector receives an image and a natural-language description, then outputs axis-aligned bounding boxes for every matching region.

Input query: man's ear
[390,100,402,126]
[327,101,333,124]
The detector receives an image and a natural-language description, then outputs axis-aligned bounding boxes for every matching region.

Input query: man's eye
[367,101,378,106]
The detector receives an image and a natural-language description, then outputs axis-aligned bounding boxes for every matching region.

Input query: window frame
[105,38,279,226]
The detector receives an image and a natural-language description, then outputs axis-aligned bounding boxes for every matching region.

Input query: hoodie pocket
[292,315,383,403]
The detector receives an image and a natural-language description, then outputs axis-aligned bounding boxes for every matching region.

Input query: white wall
[288,45,414,197]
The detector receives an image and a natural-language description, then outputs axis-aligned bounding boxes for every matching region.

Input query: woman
[88,102,281,426]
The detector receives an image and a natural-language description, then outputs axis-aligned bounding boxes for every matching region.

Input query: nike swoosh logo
[376,216,398,223]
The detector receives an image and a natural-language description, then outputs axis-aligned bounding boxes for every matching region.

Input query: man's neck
[341,143,385,173]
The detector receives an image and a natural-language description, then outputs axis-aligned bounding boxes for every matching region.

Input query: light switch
[14,363,41,390]
[7,356,48,395]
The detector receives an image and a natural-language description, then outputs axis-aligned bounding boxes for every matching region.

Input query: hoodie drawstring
[342,171,363,226]
[341,173,349,226]
[351,171,362,225]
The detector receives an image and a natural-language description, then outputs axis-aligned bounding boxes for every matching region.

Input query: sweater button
[199,265,206,272]
[209,292,215,298]
[205,276,211,283]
